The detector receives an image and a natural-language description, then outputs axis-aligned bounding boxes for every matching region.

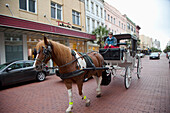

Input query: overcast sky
[104,0,170,50]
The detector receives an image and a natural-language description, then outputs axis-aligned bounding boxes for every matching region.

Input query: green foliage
[150,47,162,52]
[92,26,109,48]
[163,45,170,53]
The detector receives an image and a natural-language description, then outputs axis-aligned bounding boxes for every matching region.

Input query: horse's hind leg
[93,72,102,97]
[77,81,90,107]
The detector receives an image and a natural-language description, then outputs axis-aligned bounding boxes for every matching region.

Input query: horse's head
[34,36,52,70]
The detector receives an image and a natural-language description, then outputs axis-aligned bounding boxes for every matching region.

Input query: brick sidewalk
[0,55,170,113]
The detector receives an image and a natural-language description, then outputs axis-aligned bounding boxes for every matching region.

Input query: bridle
[35,43,52,70]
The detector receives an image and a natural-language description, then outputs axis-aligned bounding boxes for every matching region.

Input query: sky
[104,0,170,50]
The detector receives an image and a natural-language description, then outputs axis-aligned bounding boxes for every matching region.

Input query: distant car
[149,52,160,59]
[0,60,50,87]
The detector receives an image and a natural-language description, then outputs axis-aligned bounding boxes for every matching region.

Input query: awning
[0,14,96,40]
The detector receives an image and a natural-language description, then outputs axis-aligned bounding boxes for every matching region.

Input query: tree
[92,26,109,48]
[150,47,162,52]
[163,45,170,53]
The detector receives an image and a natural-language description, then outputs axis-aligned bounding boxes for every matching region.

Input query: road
[0,55,170,113]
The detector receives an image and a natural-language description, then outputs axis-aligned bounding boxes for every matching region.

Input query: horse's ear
[44,36,48,45]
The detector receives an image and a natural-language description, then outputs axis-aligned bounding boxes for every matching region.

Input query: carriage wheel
[137,56,142,79]
[124,66,132,89]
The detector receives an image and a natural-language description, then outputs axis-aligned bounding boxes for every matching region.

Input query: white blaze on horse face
[33,54,39,67]
[74,51,86,69]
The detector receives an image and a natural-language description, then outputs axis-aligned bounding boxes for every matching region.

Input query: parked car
[0,60,50,87]
[149,52,160,59]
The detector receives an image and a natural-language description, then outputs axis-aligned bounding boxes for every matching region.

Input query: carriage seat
[99,48,126,60]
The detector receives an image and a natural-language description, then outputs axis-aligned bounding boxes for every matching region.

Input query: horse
[34,36,105,113]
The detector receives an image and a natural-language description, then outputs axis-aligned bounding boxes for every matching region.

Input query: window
[122,23,123,29]
[72,10,80,25]
[111,16,112,23]
[104,10,106,20]
[97,21,99,28]
[8,63,24,70]
[96,5,98,16]
[114,18,115,24]
[91,2,94,13]
[119,21,120,27]
[19,0,36,13]
[51,2,62,20]
[131,25,133,32]
[127,23,130,29]
[87,17,90,33]
[92,19,95,31]
[86,0,89,10]
[108,14,110,21]
[100,8,103,18]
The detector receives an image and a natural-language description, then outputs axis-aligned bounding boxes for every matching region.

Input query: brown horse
[34,37,105,113]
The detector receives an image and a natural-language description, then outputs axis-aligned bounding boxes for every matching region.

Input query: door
[3,62,24,85]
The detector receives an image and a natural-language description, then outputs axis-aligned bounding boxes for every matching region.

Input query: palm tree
[92,26,109,48]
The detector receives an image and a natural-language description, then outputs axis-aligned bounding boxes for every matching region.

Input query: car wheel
[37,72,46,81]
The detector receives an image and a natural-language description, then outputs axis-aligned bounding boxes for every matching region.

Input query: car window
[25,62,34,67]
[8,62,24,70]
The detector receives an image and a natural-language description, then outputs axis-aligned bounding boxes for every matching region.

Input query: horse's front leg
[65,89,73,113]
[77,81,90,107]
[64,81,73,113]
[93,75,102,97]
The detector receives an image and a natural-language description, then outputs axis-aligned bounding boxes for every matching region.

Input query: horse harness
[36,43,96,80]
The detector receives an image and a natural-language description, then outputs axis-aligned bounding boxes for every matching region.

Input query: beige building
[0,0,96,64]
[0,0,86,31]
[139,35,153,49]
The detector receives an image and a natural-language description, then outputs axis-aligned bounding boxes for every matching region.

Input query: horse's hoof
[96,94,101,98]
[85,101,90,107]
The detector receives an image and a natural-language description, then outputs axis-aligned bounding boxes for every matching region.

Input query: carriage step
[83,67,109,70]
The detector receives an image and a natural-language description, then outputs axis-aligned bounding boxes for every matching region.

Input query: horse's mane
[36,39,72,64]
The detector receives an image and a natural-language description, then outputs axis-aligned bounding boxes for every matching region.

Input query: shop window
[51,2,62,20]
[19,0,36,13]
[5,34,23,62]
[72,10,80,25]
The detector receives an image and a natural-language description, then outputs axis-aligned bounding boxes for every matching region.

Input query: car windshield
[0,62,11,71]
[151,53,158,55]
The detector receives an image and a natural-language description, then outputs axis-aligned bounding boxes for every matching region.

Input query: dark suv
[0,60,49,87]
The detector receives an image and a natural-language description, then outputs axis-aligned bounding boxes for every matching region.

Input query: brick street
[0,55,170,113]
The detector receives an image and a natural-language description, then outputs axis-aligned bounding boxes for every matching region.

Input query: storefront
[0,15,95,65]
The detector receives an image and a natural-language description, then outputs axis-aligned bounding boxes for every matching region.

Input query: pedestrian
[104,32,118,48]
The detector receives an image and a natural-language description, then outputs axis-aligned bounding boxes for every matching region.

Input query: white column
[0,32,5,64]
[23,34,28,60]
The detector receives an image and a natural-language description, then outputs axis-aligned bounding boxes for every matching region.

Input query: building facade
[124,15,136,36]
[139,35,153,49]
[153,39,161,50]
[85,0,105,33]
[0,0,96,64]
[104,2,126,34]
